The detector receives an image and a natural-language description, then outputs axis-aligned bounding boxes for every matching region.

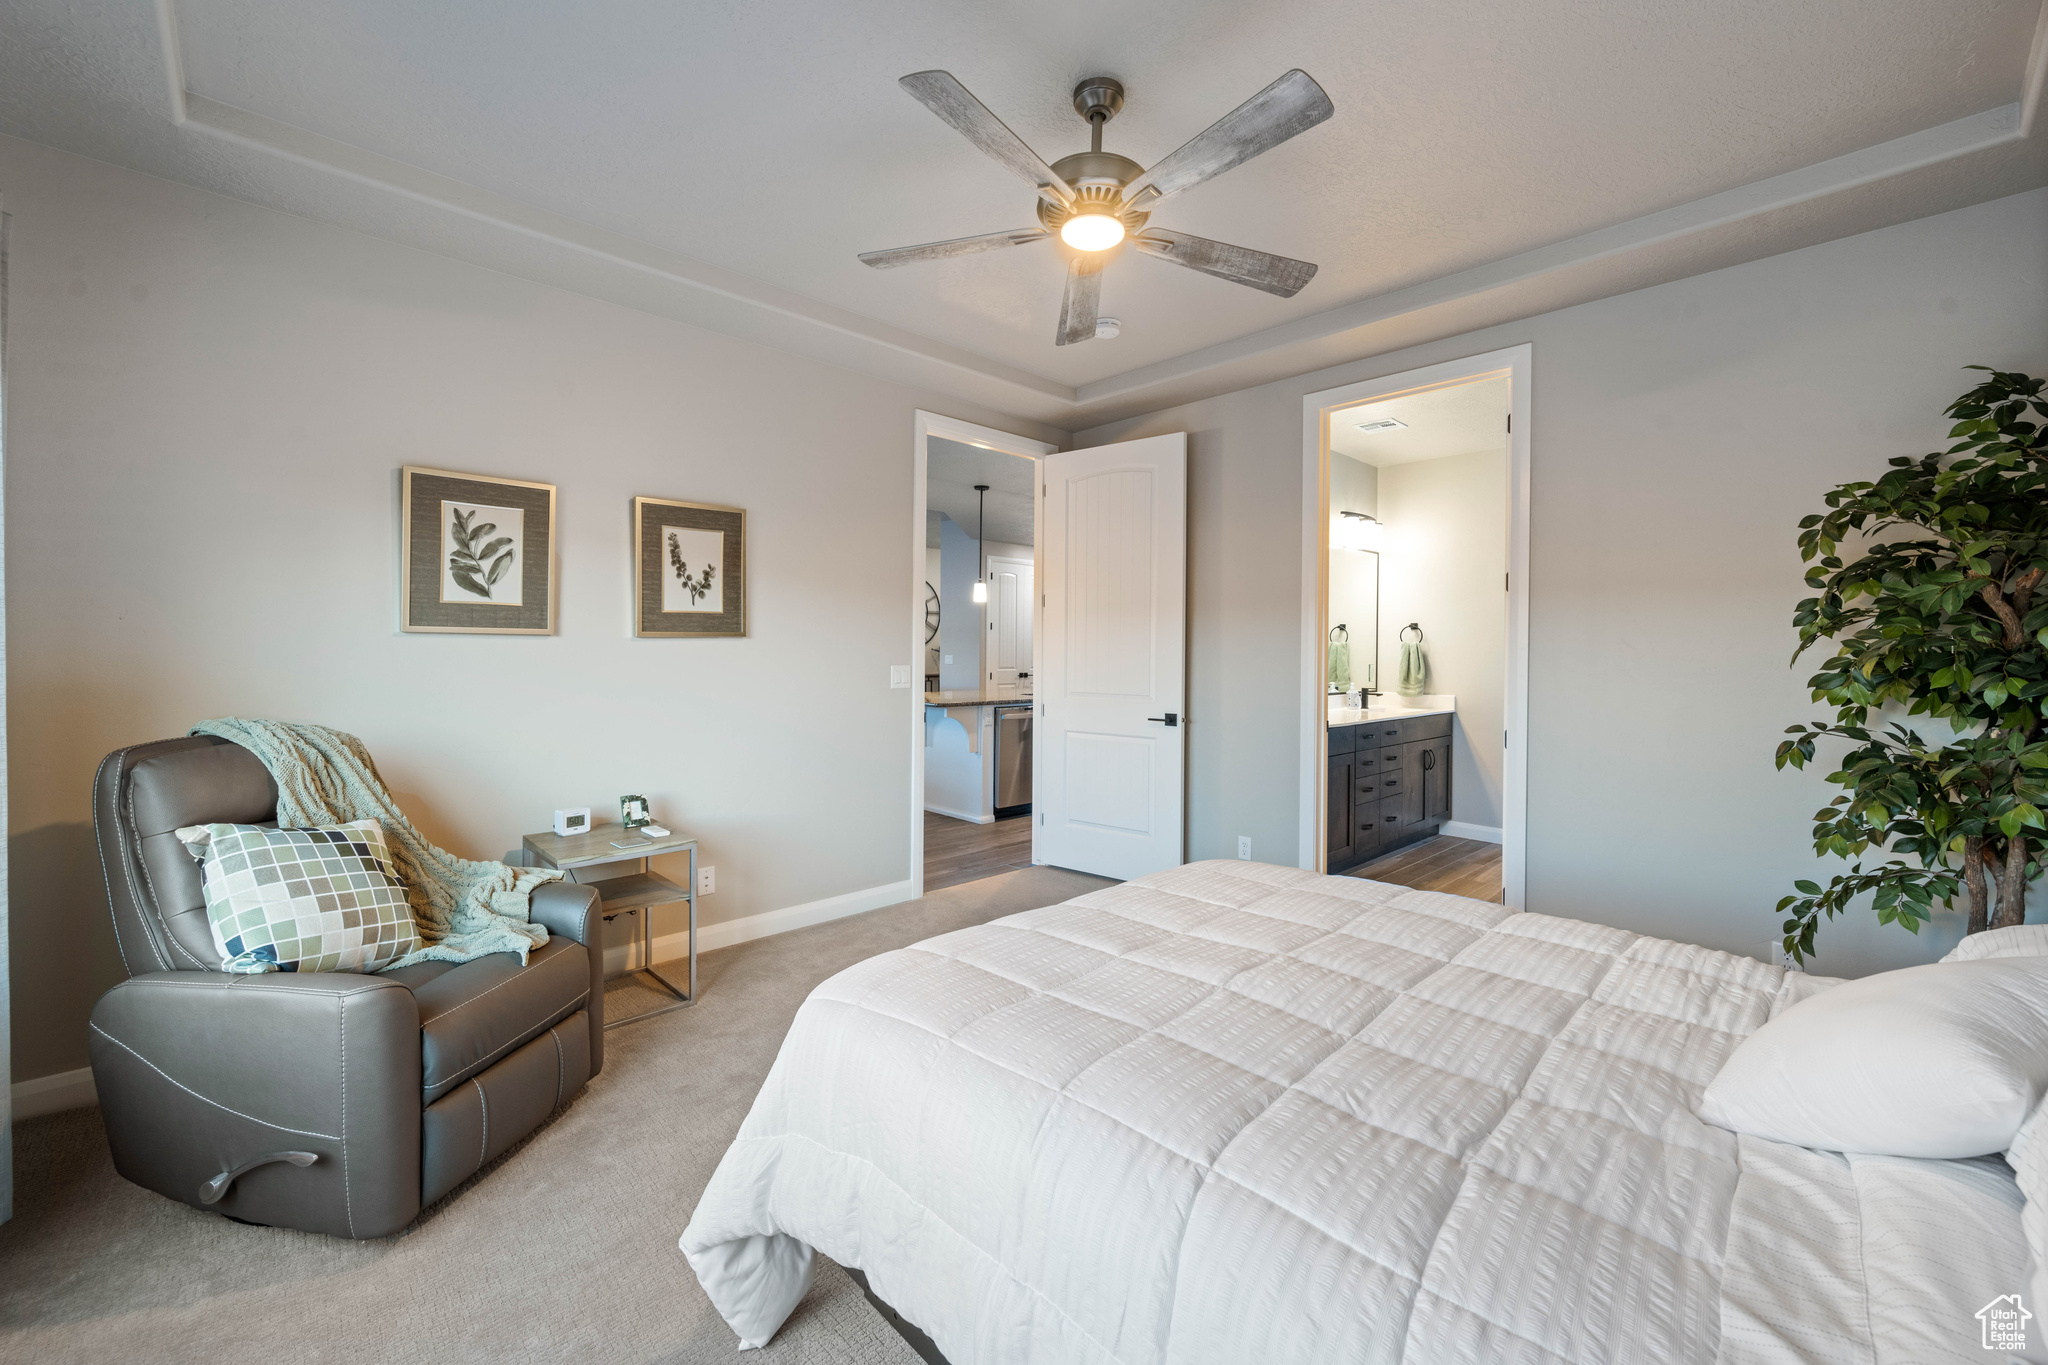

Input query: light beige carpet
[0,865,1113,1365]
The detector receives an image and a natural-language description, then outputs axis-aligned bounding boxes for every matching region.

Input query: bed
[682,861,2035,1363]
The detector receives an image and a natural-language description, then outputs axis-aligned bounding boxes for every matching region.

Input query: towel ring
[1329,624,1349,643]
[1400,623,1422,643]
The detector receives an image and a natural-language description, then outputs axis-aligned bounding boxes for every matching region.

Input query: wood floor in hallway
[924,810,1034,892]
[1341,835,1503,901]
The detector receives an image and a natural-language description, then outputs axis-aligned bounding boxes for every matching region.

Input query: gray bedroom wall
[0,133,1066,1084]
[1077,185,2048,980]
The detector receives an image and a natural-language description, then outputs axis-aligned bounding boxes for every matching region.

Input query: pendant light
[971,484,990,603]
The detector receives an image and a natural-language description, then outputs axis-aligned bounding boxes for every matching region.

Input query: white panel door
[1035,434,1187,880]
[987,556,1034,698]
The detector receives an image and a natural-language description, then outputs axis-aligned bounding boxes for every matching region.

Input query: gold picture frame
[400,466,557,634]
[634,496,745,637]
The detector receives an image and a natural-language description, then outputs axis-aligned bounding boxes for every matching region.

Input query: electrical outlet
[942,654,953,665]
[1237,836,1252,861]
[1767,935,1803,972]
[698,865,716,895]
[890,664,911,688]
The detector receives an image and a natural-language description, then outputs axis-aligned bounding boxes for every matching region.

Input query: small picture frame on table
[634,496,745,637]
[400,466,557,634]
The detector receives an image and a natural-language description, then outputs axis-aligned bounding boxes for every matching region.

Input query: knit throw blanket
[191,718,560,968]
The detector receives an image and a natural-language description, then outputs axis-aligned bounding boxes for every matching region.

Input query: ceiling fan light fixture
[1059,212,1125,251]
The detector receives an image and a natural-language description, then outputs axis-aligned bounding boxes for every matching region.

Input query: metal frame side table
[521,821,697,1028]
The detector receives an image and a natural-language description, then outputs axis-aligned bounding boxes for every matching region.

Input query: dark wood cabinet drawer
[1377,742,1404,770]
[1369,722,1403,747]
[1375,768,1406,799]
[1328,723,1357,756]
[1375,792,1413,842]
[1408,712,1452,741]
[1353,803,1386,853]
[1354,747,1382,774]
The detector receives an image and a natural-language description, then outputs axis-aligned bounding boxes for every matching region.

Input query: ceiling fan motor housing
[1037,151,1150,237]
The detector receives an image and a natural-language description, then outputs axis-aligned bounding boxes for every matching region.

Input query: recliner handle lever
[198,1150,318,1205]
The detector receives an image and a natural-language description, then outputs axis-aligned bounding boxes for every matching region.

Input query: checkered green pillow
[174,819,422,974]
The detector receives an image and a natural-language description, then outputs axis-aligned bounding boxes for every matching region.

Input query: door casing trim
[911,412,1056,897]
[1297,344,1532,909]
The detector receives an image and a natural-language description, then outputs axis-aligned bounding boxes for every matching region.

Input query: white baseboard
[1441,821,1504,844]
[12,1066,97,1121]
[922,805,992,825]
[601,877,919,975]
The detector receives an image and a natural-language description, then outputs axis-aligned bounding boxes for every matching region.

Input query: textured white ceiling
[1,1,2044,425]
[1331,374,1510,466]
[928,437,1036,546]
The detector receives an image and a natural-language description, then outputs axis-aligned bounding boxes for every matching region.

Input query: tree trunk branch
[1964,835,1990,934]
[2012,565,2044,626]
[1984,839,2007,913]
[1995,835,2030,929]
[1981,580,2027,649]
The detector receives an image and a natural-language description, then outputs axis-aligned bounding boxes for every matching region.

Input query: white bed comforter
[682,861,2035,1363]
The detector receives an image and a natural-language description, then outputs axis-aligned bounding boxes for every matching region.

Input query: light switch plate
[890,664,911,688]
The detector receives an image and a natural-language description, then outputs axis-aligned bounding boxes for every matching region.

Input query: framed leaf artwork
[634,496,744,637]
[400,466,557,634]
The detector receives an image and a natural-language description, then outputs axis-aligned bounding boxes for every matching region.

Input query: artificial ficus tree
[1775,367,2048,962]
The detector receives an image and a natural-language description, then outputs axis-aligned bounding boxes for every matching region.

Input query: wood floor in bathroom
[1342,835,1504,902]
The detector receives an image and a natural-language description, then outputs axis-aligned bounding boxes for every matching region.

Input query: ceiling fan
[860,68,1334,345]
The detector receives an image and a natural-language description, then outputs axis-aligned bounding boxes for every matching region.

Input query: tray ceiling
[2,0,2045,426]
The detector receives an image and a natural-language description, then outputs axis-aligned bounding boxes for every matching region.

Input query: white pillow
[1698,957,2048,1158]
[1944,924,2048,963]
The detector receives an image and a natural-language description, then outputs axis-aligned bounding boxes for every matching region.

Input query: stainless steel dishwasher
[993,703,1033,817]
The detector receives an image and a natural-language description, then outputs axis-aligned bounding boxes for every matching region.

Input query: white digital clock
[553,807,592,837]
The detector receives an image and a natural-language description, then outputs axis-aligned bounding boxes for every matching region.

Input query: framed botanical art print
[400,466,557,634]
[634,496,744,637]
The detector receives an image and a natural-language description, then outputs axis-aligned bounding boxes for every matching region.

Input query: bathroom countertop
[925,691,1033,707]
[1328,693,1456,726]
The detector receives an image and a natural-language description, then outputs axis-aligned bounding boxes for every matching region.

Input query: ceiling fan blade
[1121,69,1333,210]
[899,71,1077,209]
[859,228,1049,269]
[1056,254,1105,346]
[1133,229,1317,298]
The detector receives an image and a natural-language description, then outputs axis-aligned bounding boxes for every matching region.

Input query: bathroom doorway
[1300,346,1531,907]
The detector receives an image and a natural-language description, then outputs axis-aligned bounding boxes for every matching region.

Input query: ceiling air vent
[1352,417,1408,433]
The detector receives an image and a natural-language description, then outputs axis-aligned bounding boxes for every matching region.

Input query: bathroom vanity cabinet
[1327,711,1453,871]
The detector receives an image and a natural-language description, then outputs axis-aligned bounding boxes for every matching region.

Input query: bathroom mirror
[1329,541,1379,697]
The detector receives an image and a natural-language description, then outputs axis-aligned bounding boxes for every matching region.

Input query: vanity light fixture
[1337,510,1383,552]
[1352,416,1408,433]
[971,484,990,604]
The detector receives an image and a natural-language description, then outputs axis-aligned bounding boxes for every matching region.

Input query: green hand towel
[1328,638,1352,693]
[1396,640,1426,696]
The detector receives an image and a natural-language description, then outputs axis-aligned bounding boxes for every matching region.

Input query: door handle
[1146,713,1179,727]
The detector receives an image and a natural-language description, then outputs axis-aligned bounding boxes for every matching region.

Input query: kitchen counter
[925,691,1033,706]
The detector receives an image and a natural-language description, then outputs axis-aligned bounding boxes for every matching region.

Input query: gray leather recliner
[87,735,604,1238]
